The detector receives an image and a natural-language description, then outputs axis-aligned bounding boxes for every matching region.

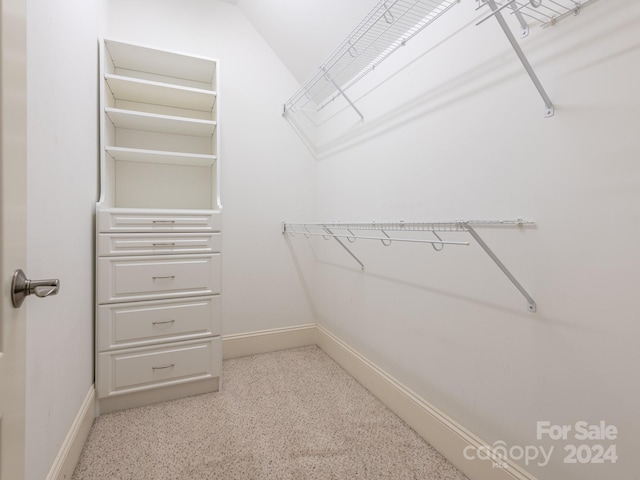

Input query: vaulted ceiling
[232,0,376,84]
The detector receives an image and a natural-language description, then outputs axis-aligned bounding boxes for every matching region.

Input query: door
[0,0,27,477]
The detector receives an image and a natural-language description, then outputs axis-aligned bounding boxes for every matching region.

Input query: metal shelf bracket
[480,0,554,117]
[321,67,364,121]
[463,222,537,312]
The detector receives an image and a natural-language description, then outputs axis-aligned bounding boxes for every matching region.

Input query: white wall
[104,0,317,336]
[236,0,374,84]
[25,0,103,478]
[280,1,640,479]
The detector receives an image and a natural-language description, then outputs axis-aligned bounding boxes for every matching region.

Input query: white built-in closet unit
[96,39,222,413]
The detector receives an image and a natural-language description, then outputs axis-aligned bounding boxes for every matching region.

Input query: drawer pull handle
[152,220,176,224]
[152,320,176,326]
[152,363,175,370]
[152,242,176,247]
[152,275,175,280]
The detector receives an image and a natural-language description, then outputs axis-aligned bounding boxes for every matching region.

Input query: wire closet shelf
[480,0,601,30]
[283,0,460,117]
[282,219,537,313]
[283,0,600,119]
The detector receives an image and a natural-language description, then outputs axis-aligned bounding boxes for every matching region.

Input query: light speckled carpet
[73,346,468,480]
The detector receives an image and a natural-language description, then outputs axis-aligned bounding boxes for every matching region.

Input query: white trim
[315,325,538,480]
[98,378,218,415]
[222,324,316,359]
[46,386,96,480]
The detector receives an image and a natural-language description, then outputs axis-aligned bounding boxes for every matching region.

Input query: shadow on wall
[285,221,615,335]
[283,226,595,331]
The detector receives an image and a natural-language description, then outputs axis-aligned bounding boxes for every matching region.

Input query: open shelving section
[99,39,220,210]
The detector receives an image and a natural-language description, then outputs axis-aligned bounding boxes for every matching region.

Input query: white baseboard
[46,386,95,480]
[98,377,219,415]
[222,324,317,359]
[315,325,538,480]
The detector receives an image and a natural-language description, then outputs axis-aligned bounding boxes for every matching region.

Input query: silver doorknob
[11,269,60,308]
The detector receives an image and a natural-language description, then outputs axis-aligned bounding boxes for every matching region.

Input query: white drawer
[98,253,221,304]
[98,232,221,256]
[97,338,221,398]
[97,296,220,351]
[97,208,221,233]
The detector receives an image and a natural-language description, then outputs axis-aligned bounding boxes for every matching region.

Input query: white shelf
[105,74,216,112]
[105,107,216,137]
[106,146,217,167]
[105,39,216,86]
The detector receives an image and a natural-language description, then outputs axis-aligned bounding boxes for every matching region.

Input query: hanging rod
[282,219,537,312]
[288,229,470,247]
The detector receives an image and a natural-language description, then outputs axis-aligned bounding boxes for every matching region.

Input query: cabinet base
[98,377,219,415]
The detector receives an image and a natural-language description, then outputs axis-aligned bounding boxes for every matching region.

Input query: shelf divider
[106,74,216,112]
[106,146,217,167]
[105,108,216,136]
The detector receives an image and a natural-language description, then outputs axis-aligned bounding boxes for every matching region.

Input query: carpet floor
[73,346,468,480]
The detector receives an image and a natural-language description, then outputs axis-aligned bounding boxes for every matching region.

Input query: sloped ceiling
[234,0,376,85]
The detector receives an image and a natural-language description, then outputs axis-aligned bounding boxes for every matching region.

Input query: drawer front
[98,254,221,304]
[97,338,221,398]
[98,232,221,256]
[98,208,221,233]
[97,296,221,351]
